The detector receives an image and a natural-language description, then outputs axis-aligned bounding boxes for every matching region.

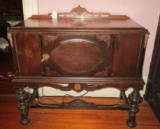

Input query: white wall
[22,0,39,20]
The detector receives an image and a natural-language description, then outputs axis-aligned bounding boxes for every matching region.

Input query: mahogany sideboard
[8,6,149,128]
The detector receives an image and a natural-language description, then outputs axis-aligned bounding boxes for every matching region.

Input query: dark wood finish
[42,34,112,77]
[0,52,15,95]
[9,6,149,127]
[0,0,23,16]
[145,16,160,121]
[0,0,23,54]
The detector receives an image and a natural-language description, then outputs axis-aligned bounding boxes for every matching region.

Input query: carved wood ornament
[42,34,113,77]
[30,5,129,19]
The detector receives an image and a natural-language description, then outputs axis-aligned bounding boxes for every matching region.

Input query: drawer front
[41,34,113,77]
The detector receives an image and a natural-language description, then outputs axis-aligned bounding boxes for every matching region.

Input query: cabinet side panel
[15,33,41,76]
[113,34,142,77]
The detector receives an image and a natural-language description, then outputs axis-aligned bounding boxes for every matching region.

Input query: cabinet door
[14,33,42,76]
[145,16,160,121]
[41,34,113,77]
[112,34,143,77]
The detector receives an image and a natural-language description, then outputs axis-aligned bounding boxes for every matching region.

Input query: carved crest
[57,5,128,19]
[30,5,129,19]
[71,5,91,15]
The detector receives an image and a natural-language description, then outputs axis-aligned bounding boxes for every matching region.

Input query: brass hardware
[41,54,50,62]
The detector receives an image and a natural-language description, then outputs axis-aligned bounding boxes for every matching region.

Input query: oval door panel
[42,34,112,77]
[50,39,103,74]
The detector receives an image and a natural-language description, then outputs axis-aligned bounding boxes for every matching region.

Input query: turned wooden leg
[15,87,30,125]
[126,90,142,128]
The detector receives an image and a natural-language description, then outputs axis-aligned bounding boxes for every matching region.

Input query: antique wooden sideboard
[8,6,149,128]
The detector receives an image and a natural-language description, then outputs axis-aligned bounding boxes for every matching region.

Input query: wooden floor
[0,95,160,129]
[0,53,160,129]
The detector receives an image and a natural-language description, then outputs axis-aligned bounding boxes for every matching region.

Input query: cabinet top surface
[10,6,147,32]
[12,18,144,30]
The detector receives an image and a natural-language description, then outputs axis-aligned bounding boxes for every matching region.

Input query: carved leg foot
[126,90,142,128]
[15,87,30,125]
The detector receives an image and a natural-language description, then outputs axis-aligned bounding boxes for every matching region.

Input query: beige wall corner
[22,0,39,20]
